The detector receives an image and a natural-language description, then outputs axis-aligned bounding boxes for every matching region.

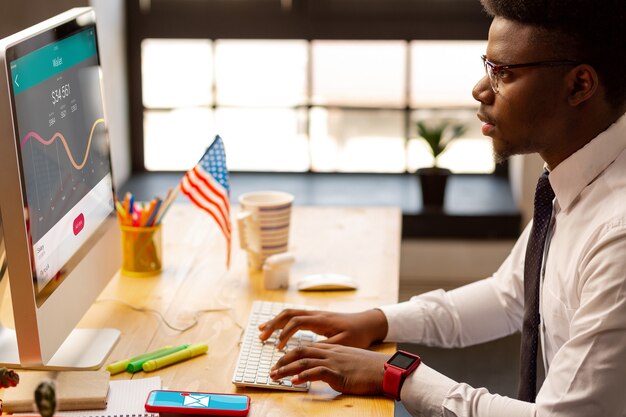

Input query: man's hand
[270,343,390,395]
[258,308,388,350]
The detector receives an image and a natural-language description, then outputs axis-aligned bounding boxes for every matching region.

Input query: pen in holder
[116,188,178,277]
[120,224,162,277]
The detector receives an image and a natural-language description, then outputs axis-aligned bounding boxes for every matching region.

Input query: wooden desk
[82,205,401,417]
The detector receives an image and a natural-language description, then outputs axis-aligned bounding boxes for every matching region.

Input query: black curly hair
[480,0,626,110]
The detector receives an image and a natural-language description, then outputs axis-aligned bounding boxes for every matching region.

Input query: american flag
[180,135,232,266]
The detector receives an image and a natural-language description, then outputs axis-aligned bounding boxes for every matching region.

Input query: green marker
[142,343,208,372]
[126,344,191,373]
[106,345,174,375]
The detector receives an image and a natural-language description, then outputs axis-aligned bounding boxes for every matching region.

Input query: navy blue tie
[518,170,554,403]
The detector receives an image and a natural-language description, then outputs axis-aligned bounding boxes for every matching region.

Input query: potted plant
[415,120,466,210]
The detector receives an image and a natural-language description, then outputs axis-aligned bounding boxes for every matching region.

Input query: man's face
[473,17,571,165]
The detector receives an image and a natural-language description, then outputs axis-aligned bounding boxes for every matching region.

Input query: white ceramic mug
[237,191,294,270]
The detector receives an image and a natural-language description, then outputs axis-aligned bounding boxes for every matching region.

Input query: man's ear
[567,64,598,106]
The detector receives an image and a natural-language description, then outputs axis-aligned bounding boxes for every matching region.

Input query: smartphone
[145,390,250,416]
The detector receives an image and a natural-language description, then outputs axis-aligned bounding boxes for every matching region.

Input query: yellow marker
[106,345,174,375]
[115,201,129,225]
[142,343,208,372]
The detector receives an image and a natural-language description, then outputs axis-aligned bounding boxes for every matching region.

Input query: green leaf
[416,120,466,166]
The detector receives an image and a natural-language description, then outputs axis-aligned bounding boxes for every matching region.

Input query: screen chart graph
[21,118,105,170]
[13,49,111,245]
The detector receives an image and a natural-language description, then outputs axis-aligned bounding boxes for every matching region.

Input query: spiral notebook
[56,376,162,417]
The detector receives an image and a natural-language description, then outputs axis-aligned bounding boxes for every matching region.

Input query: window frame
[126,0,507,176]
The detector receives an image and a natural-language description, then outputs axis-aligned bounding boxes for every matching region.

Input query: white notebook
[56,376,162,417]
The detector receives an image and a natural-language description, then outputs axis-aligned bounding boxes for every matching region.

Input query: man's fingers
[270,357,327,380]
[291,367,340,386]
[276,316,331,349]
[321,334,348,345]
[258,308,310,331]
[272,345,328,369]
[258,309,313,340]
[265,344,384,395]
[269,349,342,388]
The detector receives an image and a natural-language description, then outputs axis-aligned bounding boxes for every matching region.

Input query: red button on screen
[73,213,85,236]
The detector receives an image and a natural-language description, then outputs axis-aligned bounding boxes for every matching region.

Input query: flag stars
[198,136,230,191]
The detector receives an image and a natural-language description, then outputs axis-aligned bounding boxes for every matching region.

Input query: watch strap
[383,351,421,401]
[383,365,404,400]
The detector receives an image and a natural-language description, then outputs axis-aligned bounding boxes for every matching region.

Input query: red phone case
[145,390,250,417]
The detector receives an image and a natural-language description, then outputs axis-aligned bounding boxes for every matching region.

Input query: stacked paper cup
[237,191,294,270]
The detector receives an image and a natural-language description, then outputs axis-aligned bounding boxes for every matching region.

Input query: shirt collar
[549,112,626,212]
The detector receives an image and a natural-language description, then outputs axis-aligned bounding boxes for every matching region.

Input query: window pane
[140,38,496,174]
[408,109,494,173]
[312,41,406,107]
[144,108,214,171]
[410,41,486,107]
[310,108,405,172]
[215,40,308,107]
[215,108,309,171]
[142,39,213,108]
[437,139,494,173]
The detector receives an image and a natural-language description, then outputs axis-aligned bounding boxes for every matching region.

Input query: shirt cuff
[400,362,457,417]
[379,293,441,343]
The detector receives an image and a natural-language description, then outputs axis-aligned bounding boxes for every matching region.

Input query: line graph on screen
[20,118,104,170]
[18,116,111,243]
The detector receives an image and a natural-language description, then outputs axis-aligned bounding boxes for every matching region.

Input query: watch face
[388,351,418,370]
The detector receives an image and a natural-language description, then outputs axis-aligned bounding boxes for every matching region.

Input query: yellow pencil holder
[120,224,162,277]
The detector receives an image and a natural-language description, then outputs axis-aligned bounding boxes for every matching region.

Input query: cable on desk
[96,298,243,333]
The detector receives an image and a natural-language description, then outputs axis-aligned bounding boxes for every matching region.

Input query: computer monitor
[0,8,121,369]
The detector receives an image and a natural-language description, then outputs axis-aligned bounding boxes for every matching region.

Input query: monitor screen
[0,8,120,369]
[7,23,114,304]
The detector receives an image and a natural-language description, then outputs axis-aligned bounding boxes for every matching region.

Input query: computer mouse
[296,273,358,291]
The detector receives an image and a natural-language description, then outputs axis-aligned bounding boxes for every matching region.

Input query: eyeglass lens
[482,58,499,93]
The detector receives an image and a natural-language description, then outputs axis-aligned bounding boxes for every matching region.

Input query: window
[128,0,494,174]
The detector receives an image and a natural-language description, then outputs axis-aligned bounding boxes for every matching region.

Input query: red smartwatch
[383,350,421,401]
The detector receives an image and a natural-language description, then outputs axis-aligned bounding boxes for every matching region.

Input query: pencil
[154,185,179,225]
[145,198,162,226]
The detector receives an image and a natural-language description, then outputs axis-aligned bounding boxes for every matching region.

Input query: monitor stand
[0,325,120,370]
[0,223,120,370]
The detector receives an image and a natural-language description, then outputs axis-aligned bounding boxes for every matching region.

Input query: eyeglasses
[481,55,580,94]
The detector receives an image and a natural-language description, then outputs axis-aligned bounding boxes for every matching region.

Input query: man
[258,0,626,416]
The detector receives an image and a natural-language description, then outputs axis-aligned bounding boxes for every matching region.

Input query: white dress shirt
[380,112,626,417]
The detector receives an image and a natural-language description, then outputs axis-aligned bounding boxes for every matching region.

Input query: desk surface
[82,205,401,417]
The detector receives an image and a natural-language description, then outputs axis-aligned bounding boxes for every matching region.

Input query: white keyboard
[232,300,318,391]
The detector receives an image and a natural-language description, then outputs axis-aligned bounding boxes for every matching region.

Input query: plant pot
[416,167,451,210]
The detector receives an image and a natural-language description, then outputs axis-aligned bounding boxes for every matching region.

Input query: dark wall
[0,0,88,39]
[128,0,492,40]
